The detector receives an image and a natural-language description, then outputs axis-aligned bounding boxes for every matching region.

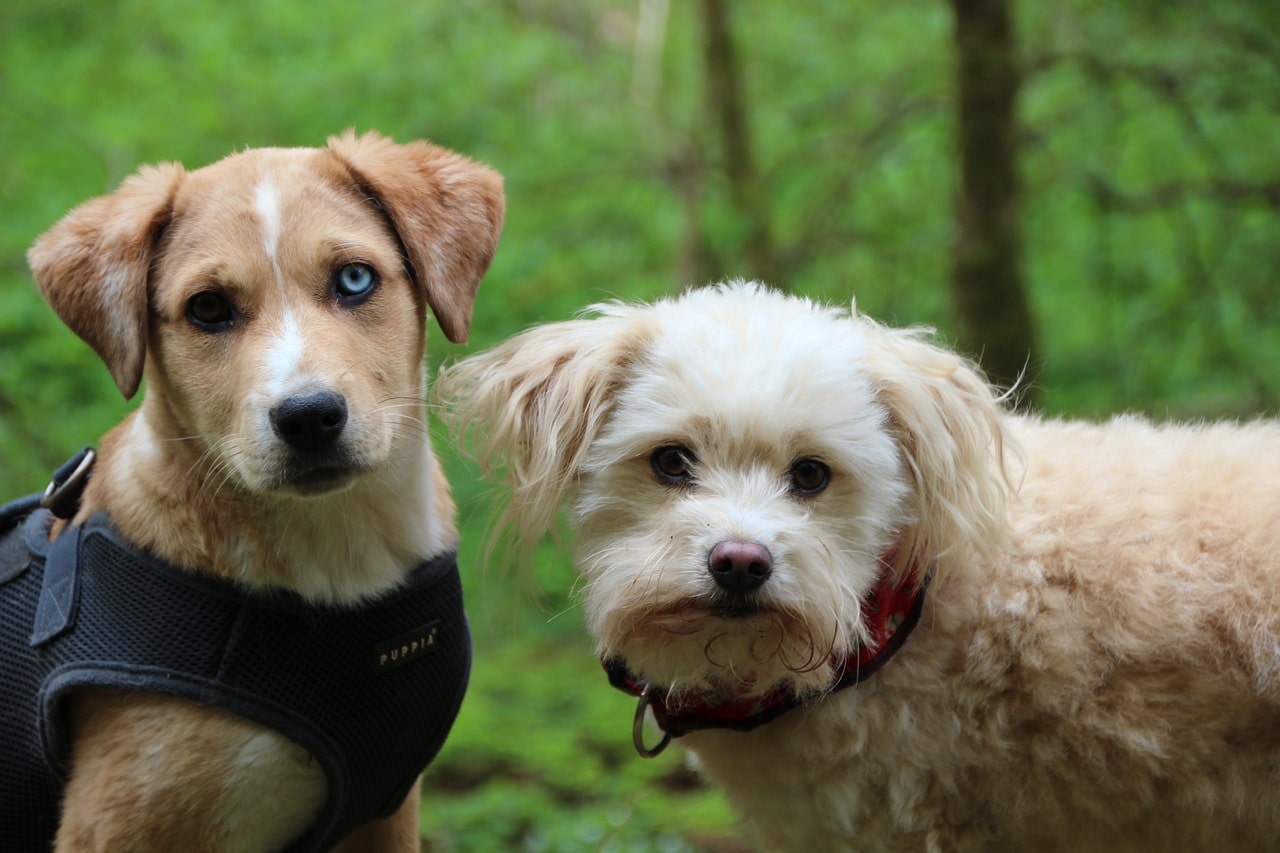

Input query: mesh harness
[0,486,470,851]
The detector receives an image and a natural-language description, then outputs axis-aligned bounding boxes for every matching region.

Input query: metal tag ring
[632,685,672,759]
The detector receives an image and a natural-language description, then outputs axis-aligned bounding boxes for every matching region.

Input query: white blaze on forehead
[254,174,309,394]
[253,177,285,291]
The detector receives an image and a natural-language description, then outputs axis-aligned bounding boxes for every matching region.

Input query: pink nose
[707,540,773,594]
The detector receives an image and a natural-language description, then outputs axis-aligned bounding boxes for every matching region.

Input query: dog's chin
[605,599,840,698]
[234,454,368,499]
[645,597,771,628]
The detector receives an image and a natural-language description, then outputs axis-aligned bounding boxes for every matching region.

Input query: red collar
[604,558,927,757]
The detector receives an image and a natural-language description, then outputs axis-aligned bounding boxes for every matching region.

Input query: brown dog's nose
[708,540,773,594]
[270,390,348,452]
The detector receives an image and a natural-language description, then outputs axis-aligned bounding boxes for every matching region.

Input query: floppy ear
[27,163,184,399]
[327,130,505,344]
[858,315,1015,582]
[435,314,643,547]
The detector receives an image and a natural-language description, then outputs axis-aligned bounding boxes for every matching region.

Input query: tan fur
[26,132,503,851]
[438,282,1280,850]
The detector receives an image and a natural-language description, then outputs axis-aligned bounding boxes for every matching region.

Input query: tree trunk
[950,0,1036,404]
[699,0,781,288]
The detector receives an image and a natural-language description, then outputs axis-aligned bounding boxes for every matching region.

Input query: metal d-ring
[40,447,97,516]
[632,684,672,759]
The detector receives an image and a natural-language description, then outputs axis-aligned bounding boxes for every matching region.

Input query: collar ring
[632,684,672,759]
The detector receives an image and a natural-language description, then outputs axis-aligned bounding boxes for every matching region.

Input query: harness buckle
[40,448,96,520]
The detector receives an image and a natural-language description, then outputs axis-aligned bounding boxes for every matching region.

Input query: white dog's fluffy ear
[327,130,505,344]
[859,316,1014,580]
[436,315,644,547]
[28,163,185,399]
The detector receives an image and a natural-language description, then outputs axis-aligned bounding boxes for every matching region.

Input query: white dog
[438,282,1280,851]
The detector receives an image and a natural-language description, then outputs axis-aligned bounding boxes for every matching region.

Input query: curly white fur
[439,281,1280,850]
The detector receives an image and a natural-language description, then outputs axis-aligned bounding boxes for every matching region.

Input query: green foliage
[420,637,738,852]
[1017,1,1280,415]
[1,1,1277,849]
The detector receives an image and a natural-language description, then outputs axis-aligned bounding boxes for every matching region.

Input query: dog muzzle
[605,563,927,758]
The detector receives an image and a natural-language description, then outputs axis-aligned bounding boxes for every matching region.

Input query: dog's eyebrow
[327,238,368,256]
[321,237,395,264]
[327,157,422,294]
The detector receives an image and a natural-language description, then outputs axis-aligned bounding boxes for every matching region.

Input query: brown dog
[15,131,503,851]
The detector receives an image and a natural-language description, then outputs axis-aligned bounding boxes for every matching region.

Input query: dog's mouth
[713,597,768,619]
[706,589,773,620]
[280,462,361,496]
[641,597,774,632]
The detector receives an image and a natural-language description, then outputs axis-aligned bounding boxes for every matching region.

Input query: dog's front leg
[55,689,326,852]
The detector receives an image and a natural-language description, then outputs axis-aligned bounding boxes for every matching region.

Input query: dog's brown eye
[186,291,234,331]
[789,459,830,496]
[651,445,696,486]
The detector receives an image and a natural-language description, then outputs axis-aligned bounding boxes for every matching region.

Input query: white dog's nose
[708,540,773,594]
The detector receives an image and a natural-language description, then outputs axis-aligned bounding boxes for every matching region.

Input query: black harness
[0,469,471,851]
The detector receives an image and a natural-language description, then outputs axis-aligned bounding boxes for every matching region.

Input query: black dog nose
[270,390,348,451]
[708,540,773,594]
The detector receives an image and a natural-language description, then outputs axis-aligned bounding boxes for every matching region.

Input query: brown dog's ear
[28,163,184,399]
[327,130,505,344]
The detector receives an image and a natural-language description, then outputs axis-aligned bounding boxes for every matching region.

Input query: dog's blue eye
[789,459,830,496]
[334,263,378,302]
[651,445,696,486]
[186,291,235,331]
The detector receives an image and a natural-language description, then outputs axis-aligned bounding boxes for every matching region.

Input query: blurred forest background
[2,0,1278,850]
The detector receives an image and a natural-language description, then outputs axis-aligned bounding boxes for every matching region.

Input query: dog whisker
[362,467,394,493]
[543,603,578,625]
[202,460,239,503]
[564,572,588,602]
[186,446,228,490]
[156,434,207,444]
